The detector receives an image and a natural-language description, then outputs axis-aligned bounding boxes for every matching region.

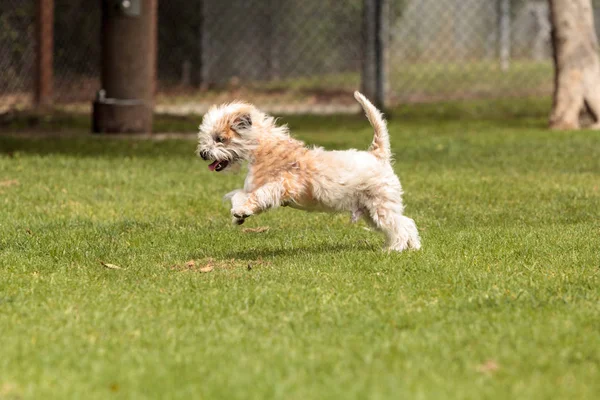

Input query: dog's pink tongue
[208,161,219,171]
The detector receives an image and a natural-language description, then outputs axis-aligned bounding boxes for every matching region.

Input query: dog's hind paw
[351,208,364,223]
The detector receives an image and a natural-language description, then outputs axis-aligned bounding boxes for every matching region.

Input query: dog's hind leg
[364,204,421,252]
[351,207,365,223]
[388,214,421,251]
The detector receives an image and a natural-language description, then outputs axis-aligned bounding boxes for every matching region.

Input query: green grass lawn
[1,100,599,399]
[2,61,552,115]
[258,60,553,99]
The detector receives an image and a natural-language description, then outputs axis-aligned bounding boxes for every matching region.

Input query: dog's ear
[231,114,252,133]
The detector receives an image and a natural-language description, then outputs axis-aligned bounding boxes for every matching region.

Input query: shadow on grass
[0,110,200,133]
[212,240,378,260]
[0,136,193,159]
[0,97,552,158]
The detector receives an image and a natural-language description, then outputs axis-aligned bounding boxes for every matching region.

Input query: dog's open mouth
[208,160,229,172]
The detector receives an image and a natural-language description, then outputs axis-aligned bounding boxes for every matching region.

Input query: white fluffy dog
[197,91,421,252]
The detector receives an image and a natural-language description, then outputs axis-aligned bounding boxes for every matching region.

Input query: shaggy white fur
[197,91,421,252]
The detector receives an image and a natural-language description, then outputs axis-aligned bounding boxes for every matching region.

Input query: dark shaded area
[0,110,199,133]
[219,241,378,260]
[0,136,192,159]
[0,110,91,132]
[0,0,35,93]
[1,96,552,133]
[0,97,556,161]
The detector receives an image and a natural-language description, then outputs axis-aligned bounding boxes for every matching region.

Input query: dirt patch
[241,226,270,234]
[0,382,20,398]
[476,360,500,374]
[0,179,19,188]
[170,257,269,273]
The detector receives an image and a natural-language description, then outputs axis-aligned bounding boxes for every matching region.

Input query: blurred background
[2,0,600,119]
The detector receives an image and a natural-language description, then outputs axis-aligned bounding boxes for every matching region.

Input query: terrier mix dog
[197,92,421,252]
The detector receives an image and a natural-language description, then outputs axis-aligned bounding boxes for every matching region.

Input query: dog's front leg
[229,190,249,225]
[230,182,286,225]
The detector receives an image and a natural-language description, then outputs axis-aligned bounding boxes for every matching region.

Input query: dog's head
[196,102,257,172]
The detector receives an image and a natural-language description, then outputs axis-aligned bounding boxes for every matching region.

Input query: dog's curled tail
[354,91,391,162]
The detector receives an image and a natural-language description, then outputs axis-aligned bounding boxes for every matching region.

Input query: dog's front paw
[232,216,246,225]
[231,205,253,224]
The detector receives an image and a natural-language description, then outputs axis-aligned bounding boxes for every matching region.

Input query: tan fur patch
[249,137,318,207]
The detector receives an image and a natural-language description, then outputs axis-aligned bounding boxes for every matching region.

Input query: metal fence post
[267,0,280,81]
[361,0,386,109]
[499,0,511,71]
[93,0,157,134]
[35,0,54,108]
[192,0,205,88]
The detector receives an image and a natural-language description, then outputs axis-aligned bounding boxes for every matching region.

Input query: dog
[197,92,421,252]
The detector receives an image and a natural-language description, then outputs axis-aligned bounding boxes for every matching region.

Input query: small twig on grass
[101,262,124,270]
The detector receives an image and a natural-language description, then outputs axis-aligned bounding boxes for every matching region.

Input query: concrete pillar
[93,0,157,134]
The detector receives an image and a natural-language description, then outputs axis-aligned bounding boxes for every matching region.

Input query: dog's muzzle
[199,150,210,160]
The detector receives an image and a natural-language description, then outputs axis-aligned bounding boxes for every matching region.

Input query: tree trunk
[549,0,600,130]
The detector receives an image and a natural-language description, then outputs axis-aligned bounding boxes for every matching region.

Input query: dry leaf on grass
[197,258,215,273]
[242,226,270,233]
[101,262,123,270]
[0,179,19,187]
[0,383,19,397]
[170,257,270,273]
[172,258,215,272]
[476,360,499,374]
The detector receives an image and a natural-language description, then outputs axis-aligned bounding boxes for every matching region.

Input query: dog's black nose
[199,150,209,160]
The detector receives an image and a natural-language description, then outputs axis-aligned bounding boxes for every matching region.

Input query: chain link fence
[156,0,363,114]
[388,0,555,103]
[3,0,600,118]
[0,0,35,113]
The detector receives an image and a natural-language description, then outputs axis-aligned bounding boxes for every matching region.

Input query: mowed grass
[179,60,552,104]
[1,99,600,399]
[257,60,553,98]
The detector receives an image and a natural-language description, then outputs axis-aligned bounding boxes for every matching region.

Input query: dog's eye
[215,136,224,143]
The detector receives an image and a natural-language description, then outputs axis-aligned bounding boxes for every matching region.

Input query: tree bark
[549,0,600,130]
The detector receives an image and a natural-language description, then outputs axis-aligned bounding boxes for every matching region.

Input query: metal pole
[192,0,204,88]
[35,0,54,107]
[267,0,280,81]
[361,0,386,109]
[200,0,211,88]
[499,0,511,71]
[93,0,157,134]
